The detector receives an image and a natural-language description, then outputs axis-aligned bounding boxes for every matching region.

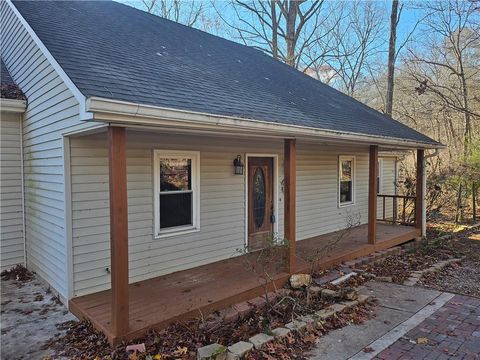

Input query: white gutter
[86,97,445,150]
[425,148,439,160]
[19,111,26,267]
[0,98,27,113]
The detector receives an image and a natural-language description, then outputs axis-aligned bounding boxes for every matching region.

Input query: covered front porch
[69,126,426,344]
[70,222,419,343]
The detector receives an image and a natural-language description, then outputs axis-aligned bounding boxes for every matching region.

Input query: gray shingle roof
[13,1,439,146]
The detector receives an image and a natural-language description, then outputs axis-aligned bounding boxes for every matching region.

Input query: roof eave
[85,96,445,150]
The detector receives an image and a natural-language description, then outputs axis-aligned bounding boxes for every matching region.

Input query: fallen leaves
[359,229,480,285]
[416,337,429,345]
[1,265,34,282]
[363,346,374,353]
[245,301,377,360]
[172,346,188,357]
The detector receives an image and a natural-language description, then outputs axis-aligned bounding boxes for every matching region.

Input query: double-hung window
[339,156,355,206]
[154,150,200,237]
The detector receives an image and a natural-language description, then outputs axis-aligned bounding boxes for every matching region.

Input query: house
[0,0,442,344]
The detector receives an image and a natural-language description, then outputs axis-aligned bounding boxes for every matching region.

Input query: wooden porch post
[284,139,296,274]
[108,126,129,337]
[368,145,379,244]
[415,149,425,233]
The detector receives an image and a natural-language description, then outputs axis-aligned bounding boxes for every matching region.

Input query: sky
[117,0,429,66]
[117,0,426,38]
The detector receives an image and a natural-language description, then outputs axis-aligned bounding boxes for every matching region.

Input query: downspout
[19,113,26,267]
[423,149,439,237]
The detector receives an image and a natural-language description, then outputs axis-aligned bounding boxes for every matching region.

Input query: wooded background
[126,0,480,223]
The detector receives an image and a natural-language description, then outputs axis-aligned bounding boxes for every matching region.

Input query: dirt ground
[1,275,75,360]
[419,230,480,298]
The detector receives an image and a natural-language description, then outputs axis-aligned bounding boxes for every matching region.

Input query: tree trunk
[270,1,278,60]
[473,182,477,222]
[385,0,399,116]
[285,1,298,67]
[459,62,471,221]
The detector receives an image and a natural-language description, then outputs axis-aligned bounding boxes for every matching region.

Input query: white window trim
[378,158,384,194]
[153,150,200,238]
[338,155,356,208]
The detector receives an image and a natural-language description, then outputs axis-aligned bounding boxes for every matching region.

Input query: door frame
[244,153,279,248]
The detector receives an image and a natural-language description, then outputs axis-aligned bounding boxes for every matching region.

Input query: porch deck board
[69,223,420,343]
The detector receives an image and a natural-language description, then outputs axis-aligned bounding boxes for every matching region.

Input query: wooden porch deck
[69,222,420,343]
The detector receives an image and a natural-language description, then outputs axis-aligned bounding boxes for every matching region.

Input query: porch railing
[377,194,416,226]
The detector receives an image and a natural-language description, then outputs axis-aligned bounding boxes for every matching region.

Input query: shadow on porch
[69,222,420,344]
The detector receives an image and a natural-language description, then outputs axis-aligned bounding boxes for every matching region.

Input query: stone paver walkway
[375,295,480,360]
[309,281,480,360]
[309,281,451,360]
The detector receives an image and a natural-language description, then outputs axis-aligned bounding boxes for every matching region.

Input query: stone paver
[227,341,253,359]
[272,327,291,338]
[374,295,480,360]
[248,333,274,349]
[197,343,227,359]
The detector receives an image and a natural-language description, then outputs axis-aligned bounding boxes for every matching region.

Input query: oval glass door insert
[253,167,266,228]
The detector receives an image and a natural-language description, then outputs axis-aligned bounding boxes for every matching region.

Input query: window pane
[340,181,352,203]
[341,160,352,181]
[160,192,192,228]
[160,158,191,191]
[253,168,266,228]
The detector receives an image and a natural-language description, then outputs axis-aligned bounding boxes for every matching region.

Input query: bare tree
[324,1,386,97]
[385,0,400,116]
[139,0,205,27]
[404,0,480,221]
[216,0,334,69]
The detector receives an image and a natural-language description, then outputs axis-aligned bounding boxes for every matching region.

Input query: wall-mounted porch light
[233,155,244,175]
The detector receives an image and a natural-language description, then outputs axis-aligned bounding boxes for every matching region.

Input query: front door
[248,157,274,250]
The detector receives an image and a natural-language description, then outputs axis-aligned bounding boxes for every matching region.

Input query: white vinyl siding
[70,131,285,297]
[1,112,24,271]
[296,145,369,240]
[1,2,97,298]
[70,132,400,297]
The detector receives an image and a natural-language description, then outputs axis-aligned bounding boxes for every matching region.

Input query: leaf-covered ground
[359,227,479,284]
[43,271,371,360]
[43,298,377,360]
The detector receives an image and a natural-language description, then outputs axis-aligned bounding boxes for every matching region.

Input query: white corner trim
[0,98,26,113]
[19,111,26,267]
[6,0,91,120]
[86,97,444,150]
[63,136,74,300]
